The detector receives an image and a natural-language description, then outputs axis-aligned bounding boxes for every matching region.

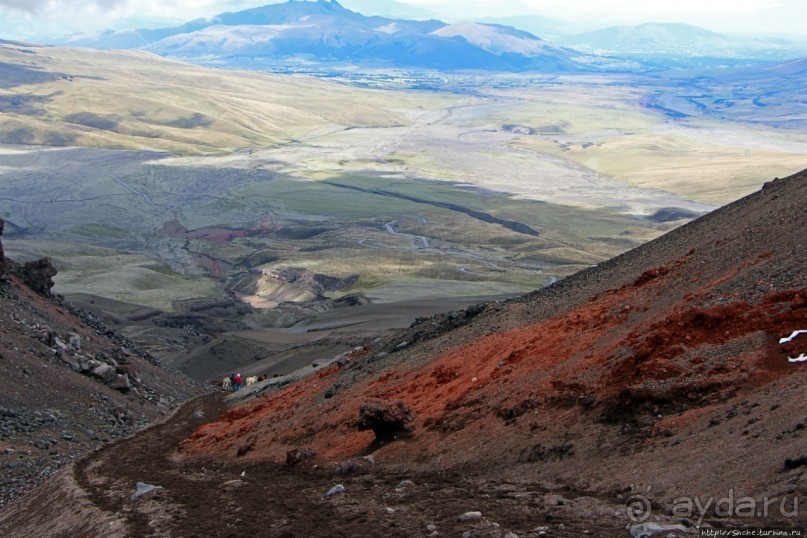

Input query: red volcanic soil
[156,219,277,244]
[173,171,807,531]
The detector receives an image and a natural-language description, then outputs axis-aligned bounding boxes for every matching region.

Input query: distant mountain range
[54,2,807,72]
[63,0,580,71]
[556,22,807,61]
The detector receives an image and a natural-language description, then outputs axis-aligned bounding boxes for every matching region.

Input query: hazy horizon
[1,0,806,43]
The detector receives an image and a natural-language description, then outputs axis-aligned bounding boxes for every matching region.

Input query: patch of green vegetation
[70,223,133,239]
[188,238,255,264]
[240,178,426,218]
[5,239,218,311]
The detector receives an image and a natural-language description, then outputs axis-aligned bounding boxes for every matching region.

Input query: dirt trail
[56,393,633,537]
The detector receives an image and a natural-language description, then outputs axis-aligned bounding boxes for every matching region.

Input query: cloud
[0,0,803,40]
[0,0,126,12]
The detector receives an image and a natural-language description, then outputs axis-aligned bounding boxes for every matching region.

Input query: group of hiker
[222,373,243,391]
[222,373,267,391]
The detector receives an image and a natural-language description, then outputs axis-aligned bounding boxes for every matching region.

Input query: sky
[1,0,805,41]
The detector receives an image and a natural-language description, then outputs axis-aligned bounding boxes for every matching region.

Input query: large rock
[357,398,414,442]
[91,364,117,384]
[286,447,316,466]
[21,257,57,295]
[108,374,131,393]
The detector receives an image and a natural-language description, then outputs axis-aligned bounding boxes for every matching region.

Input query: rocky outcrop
[21,257,57,295]
[0,254,207,507]
[0,218,57,295]
[357,398,414,442]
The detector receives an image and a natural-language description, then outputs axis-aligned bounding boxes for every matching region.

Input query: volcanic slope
[0,219,205,511]
[182,170,807,526]
[1,171,804,537]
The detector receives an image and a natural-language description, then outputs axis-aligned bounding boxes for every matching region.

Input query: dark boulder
[21,257,57,295]
[358,398,414,442]
[286,447,316,466]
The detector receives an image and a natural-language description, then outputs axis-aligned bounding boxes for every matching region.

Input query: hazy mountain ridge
[61,0,580,71]
[558,22,807,60]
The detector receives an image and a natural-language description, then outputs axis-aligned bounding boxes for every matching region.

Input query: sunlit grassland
[0,43,454,155]
[473,84,807,205]
[510,128,807,204]
[481,89,658,134]
[223,173,645,302]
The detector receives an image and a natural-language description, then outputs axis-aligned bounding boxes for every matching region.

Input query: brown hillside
[0,220,205,510]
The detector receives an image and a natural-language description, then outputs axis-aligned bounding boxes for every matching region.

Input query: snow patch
[780,330,806,344]
[375,23,400,34]
[780,330,806,363]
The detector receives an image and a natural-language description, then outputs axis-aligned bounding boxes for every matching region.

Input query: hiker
[234,372,242,391]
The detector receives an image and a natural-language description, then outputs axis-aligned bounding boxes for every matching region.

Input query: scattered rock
[132,481,163,499]
[334,455,375,475]
[630,522,688,538]
[325,484,346,497]
[457,511,482,522]
[286,447,316,466]
[221,479,244,491]
[68,332,81,350]
[91,364,117,384]
[108,374,131,393]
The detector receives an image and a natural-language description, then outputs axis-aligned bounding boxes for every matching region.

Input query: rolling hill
[0,38,442,154]
[558,22,807,60]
